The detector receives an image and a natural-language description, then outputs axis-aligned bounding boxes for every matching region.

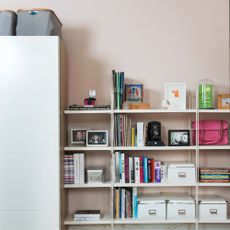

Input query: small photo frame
[165,83,186,110]
[168,130,190,146]
[218,94,230,110]
[70,129,87,145]
[125,84,143,102]
[86,130,108,146]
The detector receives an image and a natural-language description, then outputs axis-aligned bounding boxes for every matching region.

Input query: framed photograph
[86,130,108,146]
[165,83,186,110]
[70,129,87,145]
[125,84,143,102]
[168,130,190,146]
[218,94,230,109]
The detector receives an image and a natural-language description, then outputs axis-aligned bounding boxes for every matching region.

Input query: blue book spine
[144,157,148,183]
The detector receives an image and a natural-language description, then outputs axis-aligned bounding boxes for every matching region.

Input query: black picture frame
[86,130,108,147]
[168,130,190,146]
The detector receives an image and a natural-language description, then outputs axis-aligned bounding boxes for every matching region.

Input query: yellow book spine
[131,127,135,146]
[115,189,120,219]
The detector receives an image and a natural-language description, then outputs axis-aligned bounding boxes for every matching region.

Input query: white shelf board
[64,146,112,151]
[199,145,230,150]
[199,219,230,224]
[64,215,111,225]
[114,109,196,114]
[199,183,230,187]
[64,182,112,188]
[113,146,196,151]
[198,109,230,113]
[64,110,112,114]
[114,183,196,187]
[113,218,196,224]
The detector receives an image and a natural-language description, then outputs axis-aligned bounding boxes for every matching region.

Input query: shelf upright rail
[110,90,115,230]
[195,90,200,230]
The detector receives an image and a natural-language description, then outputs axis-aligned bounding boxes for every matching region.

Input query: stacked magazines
[73,210,101,221]
[200,168,230,183]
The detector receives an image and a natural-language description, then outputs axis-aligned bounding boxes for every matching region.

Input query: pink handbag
[191,120,229,145]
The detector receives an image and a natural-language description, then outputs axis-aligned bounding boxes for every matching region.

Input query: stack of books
[114,187,138,219]
[112,70,125,110]
[115,152,167,184]
[64,153,85,184]
[114,116,145,147]
[73,210,101,221]
[200,168,230,183]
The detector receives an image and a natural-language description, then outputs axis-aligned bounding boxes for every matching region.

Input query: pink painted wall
[1,0,229,107]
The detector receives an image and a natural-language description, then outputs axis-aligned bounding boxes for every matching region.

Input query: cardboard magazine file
[199,195,227,220]
[138,195,166,220]
[167,163,196,184]
[0,10,17,35]
[16,8,62,37]
[167,194,195,220]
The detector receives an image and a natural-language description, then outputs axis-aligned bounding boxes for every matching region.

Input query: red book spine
[139,156,144,183]
[151,159,155,183]
[148,159,151,182]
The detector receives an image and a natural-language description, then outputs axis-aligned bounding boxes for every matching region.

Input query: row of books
[199,168,230,183]
[114,187,138,219]
[112,70,125,110]
[115,152,166,183]
[64,153,85,184]
[114,114,145,147]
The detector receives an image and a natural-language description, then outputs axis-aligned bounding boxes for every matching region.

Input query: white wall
[1,0,229,107]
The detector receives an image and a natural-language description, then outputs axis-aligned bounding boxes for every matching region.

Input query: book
[134,157,140,183]
[74,210,101,221]
[137,122,144,146]
[79,153,85,184]
[155,161,161,183]
[115,151,120,183]
[73,153,80,184]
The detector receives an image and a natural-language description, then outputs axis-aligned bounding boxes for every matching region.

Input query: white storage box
[167,163,196,184]
[199,195,227,220]
[0,10,17,35]
[167,195,195,220]
[138,196,166,220]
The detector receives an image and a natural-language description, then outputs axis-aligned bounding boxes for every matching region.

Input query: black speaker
[146,121,165,146]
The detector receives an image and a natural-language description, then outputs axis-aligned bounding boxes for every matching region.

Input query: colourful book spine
[134,157,140,183]
[132,187,138,218]
[155,161,161,183]
[131,127,135,146]
[147,159,152,182]
[144,157,148,183]
[125,155,129,183]
[139,156,144,183]
[115,189,120,219]
[151,159,155,183]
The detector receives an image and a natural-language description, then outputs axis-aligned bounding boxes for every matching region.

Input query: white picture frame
[86,130,109,147]
[164,83,186,110]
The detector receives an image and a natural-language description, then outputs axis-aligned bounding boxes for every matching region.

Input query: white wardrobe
[0,37,66,230]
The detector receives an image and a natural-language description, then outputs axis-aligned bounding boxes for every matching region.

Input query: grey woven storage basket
[0,10,17,35]
[16,9,62,37]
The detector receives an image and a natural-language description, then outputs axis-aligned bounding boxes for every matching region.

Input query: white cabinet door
[0,37,60,230]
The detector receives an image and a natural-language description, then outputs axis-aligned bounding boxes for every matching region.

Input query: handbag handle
[199,120,224,144]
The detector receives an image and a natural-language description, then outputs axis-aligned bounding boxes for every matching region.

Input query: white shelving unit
[64,101,230,230]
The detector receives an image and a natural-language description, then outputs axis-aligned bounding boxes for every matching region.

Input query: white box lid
[138,195,166,204]
[199,195,227,204]
[167,162,195,168]
[165,194,195,204]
